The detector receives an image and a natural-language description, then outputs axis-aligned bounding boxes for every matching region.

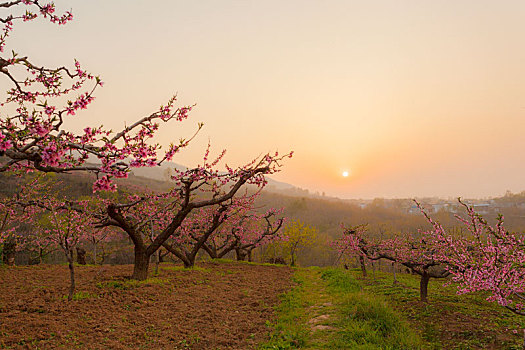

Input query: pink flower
[0,134,13,151]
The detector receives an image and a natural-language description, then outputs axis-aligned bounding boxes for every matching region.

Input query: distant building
[473,203,490,214]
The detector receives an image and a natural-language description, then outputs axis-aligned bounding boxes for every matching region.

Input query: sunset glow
[6,0,524,199]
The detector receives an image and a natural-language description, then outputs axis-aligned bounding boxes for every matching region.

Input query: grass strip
[261,267,423,349]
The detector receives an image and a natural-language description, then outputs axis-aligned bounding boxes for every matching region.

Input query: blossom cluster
[0,1,196,192]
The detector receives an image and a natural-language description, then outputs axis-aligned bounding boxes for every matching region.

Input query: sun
[342,171,349,178]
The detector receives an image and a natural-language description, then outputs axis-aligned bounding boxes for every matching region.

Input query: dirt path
[300,269,340,349]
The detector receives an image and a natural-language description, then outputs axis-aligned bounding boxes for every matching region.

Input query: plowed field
[0,261,293,349]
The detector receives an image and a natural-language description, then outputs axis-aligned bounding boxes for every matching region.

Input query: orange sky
[5,1,525,198]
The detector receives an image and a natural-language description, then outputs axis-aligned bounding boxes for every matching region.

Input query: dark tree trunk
[76,247,87,265]
[67,250,75,301]
[159,250,168,263]
[183,257,194,268]
[132,248,150,280]
[392,262,398,285]
[28,248,43,265]
[290,247,296,266]
[359,256,367,277]
[247,249,253,262]
[420,271,430,302]
[2,241,16,266]
[92,243,98,265]
[202,244,218,259]
[153,249,160,276]
[235,248,247,261]
[179,248,194,268]
[100,245,108,265]
[38,248,44,264]
[162,243,194,268]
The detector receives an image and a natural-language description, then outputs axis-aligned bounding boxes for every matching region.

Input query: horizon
[130,160,521,201]
[4,0,524,199]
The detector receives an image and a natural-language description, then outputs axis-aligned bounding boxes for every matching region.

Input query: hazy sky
[5,1,525,198]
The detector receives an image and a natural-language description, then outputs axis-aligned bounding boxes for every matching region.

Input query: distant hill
[130,161,309,197]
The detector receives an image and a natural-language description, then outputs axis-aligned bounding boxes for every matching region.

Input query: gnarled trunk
[92,243,98,265]
[76,247,87,265]
[159,250,168,263]
[183,257,194,268]
[202,244,218,259]
[154,249,160,276]
[132,248,150,280]
[290,246,297,266]
[68,261,75,300]
[359,256,367,277]
[235,248,247,261]
[392,262,398,285]
[162,243,194,268]
[2,241,16,266]
[420,271,430,302]
[65,249,75,301]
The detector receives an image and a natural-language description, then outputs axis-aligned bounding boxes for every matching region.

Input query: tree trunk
[247,249,253,262]
[76,247,87,265]
[154,249,160,276]
[162,243,193,268]
[2,241,16,266]
[100,245,107,265]
[181,250,196,268]
[359,256,367,277]
[392,262,398,285]
[202,244,218,259]
[420,271,430,302]
[67,252,75,301]
[235,248,247,261]
[290,246,296,266]
[38,248,44,264]
[92,243,97,265]
[132,248,150,280]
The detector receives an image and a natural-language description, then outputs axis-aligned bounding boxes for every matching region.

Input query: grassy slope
[352,269,525,349]
[261,267,525,350]
[261,267,422,349]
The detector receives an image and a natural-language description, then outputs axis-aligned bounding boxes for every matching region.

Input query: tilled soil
[0,261,293,349]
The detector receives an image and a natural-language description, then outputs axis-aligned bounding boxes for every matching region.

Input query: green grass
[347,268,525,349]
[260,269,310,349]
[96,277,169,290]
[260,267,423,349]
[62,291,98,300]
[321,268,422,350]
[73,263,99,267]
[210,258,284,267]
[160,265,211,273]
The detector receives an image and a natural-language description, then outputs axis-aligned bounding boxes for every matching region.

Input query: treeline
[7,171,524,269]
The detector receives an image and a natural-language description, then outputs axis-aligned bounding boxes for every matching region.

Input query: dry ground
[0,261,293,349]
